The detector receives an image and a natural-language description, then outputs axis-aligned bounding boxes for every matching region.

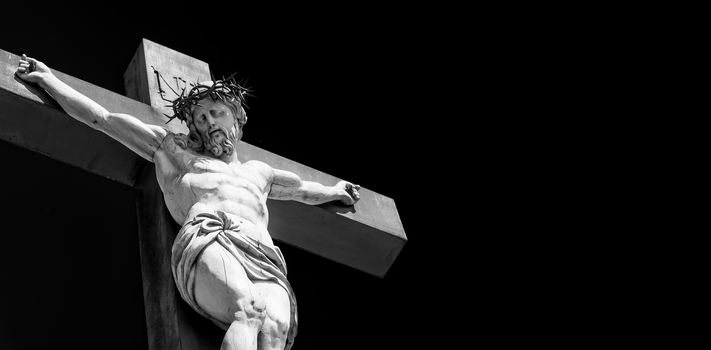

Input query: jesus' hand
[16,54,52,84]
[335,181,361,205]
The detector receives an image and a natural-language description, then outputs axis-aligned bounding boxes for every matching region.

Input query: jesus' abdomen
[154,137,274,247]
[173,173,273,246]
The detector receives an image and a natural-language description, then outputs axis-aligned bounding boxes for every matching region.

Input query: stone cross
[0,39,406,350]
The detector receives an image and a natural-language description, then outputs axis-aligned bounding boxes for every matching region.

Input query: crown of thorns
[161,73,251,125]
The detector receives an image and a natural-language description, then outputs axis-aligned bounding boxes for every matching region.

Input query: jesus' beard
[204,127,237,158]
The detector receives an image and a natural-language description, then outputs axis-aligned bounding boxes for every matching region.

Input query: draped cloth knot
[171,211,297,350]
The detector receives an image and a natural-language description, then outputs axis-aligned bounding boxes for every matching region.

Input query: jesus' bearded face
[190,98,241,158]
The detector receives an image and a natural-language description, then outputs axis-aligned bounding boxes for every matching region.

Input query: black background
[0,7,469,350]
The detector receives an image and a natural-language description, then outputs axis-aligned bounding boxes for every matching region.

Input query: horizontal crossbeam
[0,48,406,277]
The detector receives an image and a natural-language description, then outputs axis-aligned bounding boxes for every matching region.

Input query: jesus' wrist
[36,73,54,89]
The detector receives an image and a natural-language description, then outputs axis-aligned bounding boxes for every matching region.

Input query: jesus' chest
[178,157,268,194]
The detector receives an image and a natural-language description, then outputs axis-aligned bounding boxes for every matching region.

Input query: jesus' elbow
[89,117,105,130]
[92,112,111,129]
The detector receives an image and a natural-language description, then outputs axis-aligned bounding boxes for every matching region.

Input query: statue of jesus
[17,55,360,350]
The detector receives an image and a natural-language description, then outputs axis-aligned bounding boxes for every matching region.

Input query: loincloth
[171,211,297,349]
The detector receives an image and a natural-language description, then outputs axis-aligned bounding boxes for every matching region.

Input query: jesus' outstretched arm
[268,167,361,206]
[15,54,167,161]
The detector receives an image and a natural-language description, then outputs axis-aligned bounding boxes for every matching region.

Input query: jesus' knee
[259,316,290,349]
[222,299,266,350]
[228,295,267,329]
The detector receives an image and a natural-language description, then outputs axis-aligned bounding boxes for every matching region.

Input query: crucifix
[0,39,406,350]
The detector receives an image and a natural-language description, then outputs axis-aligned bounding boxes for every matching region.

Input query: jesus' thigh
[193,241,262,324]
